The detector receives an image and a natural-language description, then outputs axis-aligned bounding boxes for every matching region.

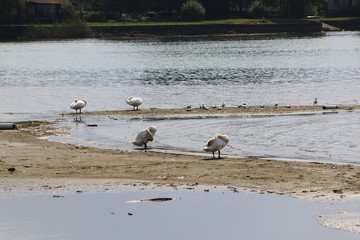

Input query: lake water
[0,187,359,240]
[1,31,360,164]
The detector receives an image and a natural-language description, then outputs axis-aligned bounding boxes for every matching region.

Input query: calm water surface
[0,189,358,240]
[1,31,360,164]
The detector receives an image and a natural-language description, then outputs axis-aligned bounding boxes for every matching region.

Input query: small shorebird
[313,98,318,105]
[126,97,143,110]
[132,126,157,149]
[202,133,229,159]
[69,99,87,114]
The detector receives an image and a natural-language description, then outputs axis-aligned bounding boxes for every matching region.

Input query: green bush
[180,0,206,22]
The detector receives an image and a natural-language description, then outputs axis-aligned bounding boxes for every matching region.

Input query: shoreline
[1,105,360,201]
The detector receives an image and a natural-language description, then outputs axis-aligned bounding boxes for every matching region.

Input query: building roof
[24,0,63,4]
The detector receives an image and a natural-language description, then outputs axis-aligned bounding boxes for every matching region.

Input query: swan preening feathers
[132,126,157,149]
[126,97,143,110]
[202,133,230,159]
[67,98,231,157]
[69,99,87,114]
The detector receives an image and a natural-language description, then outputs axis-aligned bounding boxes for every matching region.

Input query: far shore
[2,18,360,41]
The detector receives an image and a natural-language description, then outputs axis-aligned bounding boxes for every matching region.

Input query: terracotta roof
[24,0,63,4]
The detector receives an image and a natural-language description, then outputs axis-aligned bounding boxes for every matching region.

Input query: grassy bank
[21,21,91,40]
[88,18,277,27]
[87,17,360,27]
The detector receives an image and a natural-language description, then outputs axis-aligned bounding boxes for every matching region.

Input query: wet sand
[1,105,360,201]
[71,104,359,117]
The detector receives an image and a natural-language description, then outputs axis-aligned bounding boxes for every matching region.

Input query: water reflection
[0,189,358,240]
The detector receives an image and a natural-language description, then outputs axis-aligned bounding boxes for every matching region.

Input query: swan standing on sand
[69,99,87,114]
[132,126,157,149]
[202,133,229,159]
[126,97,143,110]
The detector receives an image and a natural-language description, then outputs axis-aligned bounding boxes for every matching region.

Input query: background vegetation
[0,0,359,25]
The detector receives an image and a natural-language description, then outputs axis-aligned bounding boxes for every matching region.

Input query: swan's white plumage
[202,133,229,158]
[69,99,87,113]
[132,126,157,149]
[126,97,143,110]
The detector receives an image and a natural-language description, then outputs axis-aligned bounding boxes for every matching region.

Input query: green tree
[181,0,206,21]
[60,1,81,22]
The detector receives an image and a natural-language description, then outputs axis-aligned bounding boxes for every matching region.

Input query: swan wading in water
[126,97,143,110]
[69,99,87,114]
[202,133,229,159]
[132,126,157,149]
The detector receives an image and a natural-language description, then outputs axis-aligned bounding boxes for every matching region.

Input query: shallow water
[53,109,360,165]
[1,31,360,164]
[0,188,358,240]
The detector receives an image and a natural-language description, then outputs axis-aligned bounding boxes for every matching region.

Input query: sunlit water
[1,31,360,164]
[0,188,358,240]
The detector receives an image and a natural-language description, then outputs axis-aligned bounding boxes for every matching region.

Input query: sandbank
[1,105,360,202]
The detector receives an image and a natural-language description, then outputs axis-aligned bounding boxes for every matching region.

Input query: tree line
[1,0,360,24]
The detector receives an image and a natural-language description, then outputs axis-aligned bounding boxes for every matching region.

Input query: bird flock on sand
[68,97,319,159]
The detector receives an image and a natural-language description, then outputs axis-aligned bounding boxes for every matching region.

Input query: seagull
[126,97,143,110]
[202,133,230,159]
[132,126,157,149]
[200,104,209,110]
[69,99,87,114]
[313,98,318,105]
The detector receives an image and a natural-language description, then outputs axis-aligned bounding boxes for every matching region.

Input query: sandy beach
[1,105,360,201]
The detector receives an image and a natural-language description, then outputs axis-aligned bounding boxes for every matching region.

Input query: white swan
[132,126,157,149]
[126,97,143,110]
[69,99,87,114]
[202,133,229,159]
